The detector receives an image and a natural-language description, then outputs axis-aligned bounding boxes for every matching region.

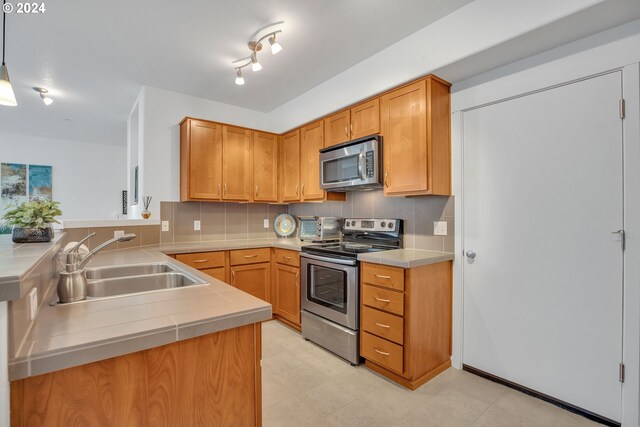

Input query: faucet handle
[65,232,96,265]
[69,232,96,253]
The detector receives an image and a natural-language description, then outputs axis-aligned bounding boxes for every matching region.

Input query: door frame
[451,63,640,426]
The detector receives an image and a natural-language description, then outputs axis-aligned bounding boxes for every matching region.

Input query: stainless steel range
[300,218,403,365]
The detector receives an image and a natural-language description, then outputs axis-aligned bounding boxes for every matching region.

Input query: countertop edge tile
[357,249,455,268]
[174,307,272,342]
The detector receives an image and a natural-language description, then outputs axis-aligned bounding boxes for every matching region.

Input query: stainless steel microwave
[319,135,382,191]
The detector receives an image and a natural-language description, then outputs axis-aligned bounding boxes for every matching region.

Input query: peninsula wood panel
[222,125,253,201]
[280,130,301,202]
[253,132,278,202]
[10,324,262,427]
[180,118,223,201]
[350,98,380,139]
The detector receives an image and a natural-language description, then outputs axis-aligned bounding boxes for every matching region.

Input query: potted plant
[2,200,62,243]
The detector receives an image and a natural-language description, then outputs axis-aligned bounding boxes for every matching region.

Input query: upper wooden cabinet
[300,120,325,201]
[380,77,451,196]
[180,118,223,201]
[252,132,278,202]
[280,130,301,202]
[324,99,380,148]
[222,125,253,201]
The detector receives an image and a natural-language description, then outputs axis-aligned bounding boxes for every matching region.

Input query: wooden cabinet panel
[231,263,270,302]
[176,251,225,270]
[274,263,300,326]
[10,324,262,427]
[181,119,223,201]
[381,81,427,195]
[324,110,351,147]
[361,331,403,373]
[280,130,301,202]
[351,98,380,139]
[253,132,278,202]
[272,248,300,267]
[202,267,226,282]
[362,284,404,316]
[223,125,253,201]
[229,248,271,266]
[362,306,404,345]
[300,121,325,201]
[362,263,405,291]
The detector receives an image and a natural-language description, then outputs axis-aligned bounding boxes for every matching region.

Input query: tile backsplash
[162,191,453,253]
[160,201,287,243]
[288,190,454,253]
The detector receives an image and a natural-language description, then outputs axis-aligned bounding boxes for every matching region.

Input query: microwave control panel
[365,151,374,178]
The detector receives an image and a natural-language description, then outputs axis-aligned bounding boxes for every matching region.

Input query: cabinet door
[381,81,427,195]
[351,98,380,139]
[201,267,226,283]
[274,264,300,326]
[223,125,253,201]
[281,130,301,202]
[300,121,325,201]
[324,110,351,147]
[253,132,278,202]
[185,120,223,200]
[231,263,270,302]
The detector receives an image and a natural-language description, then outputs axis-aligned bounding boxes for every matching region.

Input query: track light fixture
[33,87,53,105]
[232,26,283,85]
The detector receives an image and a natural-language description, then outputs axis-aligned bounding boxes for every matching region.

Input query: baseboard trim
[462,364,620,427]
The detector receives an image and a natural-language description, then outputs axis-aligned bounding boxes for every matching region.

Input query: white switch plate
[114,230,125,238]
[161,221,170,232]
[28,288,38,321]
[434,221,448,236]
[194,220,201,231]
[263,219,269,229]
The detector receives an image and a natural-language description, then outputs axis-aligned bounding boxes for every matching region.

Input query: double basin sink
[51,262,209,305]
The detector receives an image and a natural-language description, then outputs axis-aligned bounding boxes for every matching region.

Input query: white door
[462,71,623,422]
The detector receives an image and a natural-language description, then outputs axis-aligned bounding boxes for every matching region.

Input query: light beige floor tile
[263,394,335,427]
[553,411,603,426]
[473,390,562,427]
[398,393,490,427]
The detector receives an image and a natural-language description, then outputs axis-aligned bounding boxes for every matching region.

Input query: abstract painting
[28,164,53,201]
[1,163,27,207]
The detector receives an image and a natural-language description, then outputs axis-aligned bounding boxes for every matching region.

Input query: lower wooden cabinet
[360,261,452,390]
[10,324,263,427]
[231,263,271,302]
[202,267,226,282]
[273,263,300,326]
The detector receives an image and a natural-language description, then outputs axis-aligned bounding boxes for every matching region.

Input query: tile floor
[261,320,602,427]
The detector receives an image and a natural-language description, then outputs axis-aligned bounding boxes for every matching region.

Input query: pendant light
[0,0,17,106]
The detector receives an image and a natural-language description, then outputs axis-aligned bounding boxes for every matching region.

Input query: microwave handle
[358,151,366,180]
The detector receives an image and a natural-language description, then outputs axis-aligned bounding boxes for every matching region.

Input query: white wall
[449,19,640,427]
[134,87,270,216]
[0,133,126,220]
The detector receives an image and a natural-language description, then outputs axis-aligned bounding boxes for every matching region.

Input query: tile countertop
[151,237,310,254]
[0,234,66,301]
[357,249,454,268]
[9,246,272,381]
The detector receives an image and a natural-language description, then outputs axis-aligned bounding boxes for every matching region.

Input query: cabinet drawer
[201,267,226,283]
[230,248,270,266]
[362,263,404,291]
[176,251,225,270]
[273,248,300,267]
[362,284,404,316]
[362,306,404,345]
[361,332,403,373]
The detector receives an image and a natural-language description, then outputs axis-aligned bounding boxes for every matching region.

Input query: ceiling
[0,0,473,146]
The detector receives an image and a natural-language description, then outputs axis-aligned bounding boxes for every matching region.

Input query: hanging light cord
[2,0,6,65]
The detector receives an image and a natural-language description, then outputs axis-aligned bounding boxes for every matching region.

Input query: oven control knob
[380,221,386,228]
[388,222,394,229]
[346,221,350,227]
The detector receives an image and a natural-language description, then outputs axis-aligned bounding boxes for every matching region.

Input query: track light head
[269,35,282,55]
[33,87,54,106]
[235,69,245,85]
[251,53,262,72]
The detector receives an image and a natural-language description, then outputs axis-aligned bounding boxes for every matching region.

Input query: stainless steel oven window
[308,264,348,313]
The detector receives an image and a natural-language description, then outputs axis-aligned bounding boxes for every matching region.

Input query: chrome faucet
[57,233,137,303]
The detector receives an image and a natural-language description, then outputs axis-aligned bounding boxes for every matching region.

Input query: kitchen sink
[84,262,178,280]
[86,272,202,298]
[51,262,208,305]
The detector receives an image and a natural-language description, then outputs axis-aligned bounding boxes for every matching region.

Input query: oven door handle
[301,252,357,266]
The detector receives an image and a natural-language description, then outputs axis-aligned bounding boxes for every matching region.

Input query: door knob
[465,250,476,259]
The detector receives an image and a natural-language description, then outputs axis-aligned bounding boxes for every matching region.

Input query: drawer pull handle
[374,297,391,303]
[244,255,258,258]
[232,270,235,283]
[375,274,391,279]
[374,322,390,329]
[193,259,209,263]
[374,348,390,356]
[283,256,292,259]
